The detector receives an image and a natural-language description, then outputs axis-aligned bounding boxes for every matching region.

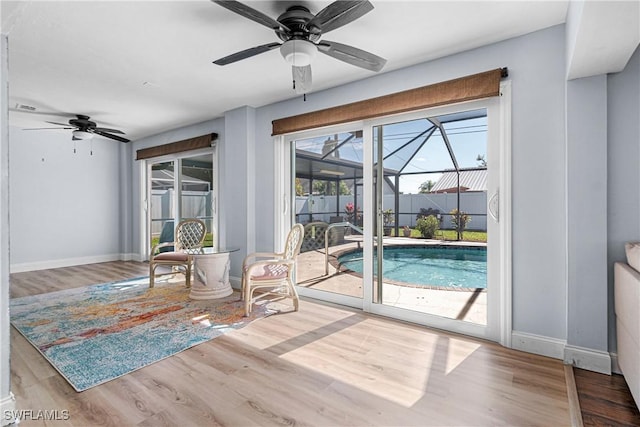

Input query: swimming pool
[337,245,487,289]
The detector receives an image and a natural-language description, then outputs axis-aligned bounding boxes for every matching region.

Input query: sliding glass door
[146,150,217,258]
[290,125,366,307]
[370,108,494,339]
[285,97,506,342]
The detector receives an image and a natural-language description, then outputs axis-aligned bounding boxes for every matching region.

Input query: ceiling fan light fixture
[72,130,93,140]
[280,39,316,66]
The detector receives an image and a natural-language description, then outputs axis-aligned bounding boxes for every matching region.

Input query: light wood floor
[10,261,575,426]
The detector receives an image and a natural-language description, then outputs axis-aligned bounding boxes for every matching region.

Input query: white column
[0,33,17,426]
[565,75,611,374]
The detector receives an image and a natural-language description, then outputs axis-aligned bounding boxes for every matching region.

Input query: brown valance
[136,133,217,160]
[272,68,505,135]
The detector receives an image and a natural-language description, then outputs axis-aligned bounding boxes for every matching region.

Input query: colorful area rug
[10,277,269,392]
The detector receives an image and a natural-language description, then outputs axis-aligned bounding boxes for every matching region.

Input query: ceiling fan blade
[318,40,386,72]
[211,0,290,32]
[94,127,125,134]
[213,42,281,65]
[45,121,74,127]
[308,1,373,34]
[292,65,312,94]
[23,127,73,130]
[93,130,130,143]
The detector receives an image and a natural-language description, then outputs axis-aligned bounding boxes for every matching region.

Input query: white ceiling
[0,1,636,142]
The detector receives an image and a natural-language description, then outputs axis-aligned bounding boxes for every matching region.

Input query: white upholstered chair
[241,223,304,316]
[149,218,206,288]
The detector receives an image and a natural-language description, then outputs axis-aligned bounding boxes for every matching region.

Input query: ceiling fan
[211,0,387,94]
[24,114,130,143]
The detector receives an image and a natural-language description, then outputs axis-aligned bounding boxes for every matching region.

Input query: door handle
[489,190,499,222]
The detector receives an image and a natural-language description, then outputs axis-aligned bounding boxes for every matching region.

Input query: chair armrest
[245,259,295,277]
[242,251,284,268]
[151,241,176,256]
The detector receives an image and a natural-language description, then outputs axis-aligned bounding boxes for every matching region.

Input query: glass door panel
[292,130,365,303]
[373,109,488,327]
[150,160,176,251]
[180,154,215,247]
[147,151,217,258]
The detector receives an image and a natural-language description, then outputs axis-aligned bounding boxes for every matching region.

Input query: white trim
[273,135,289,250]
[229,275,241,290]
[564,344,612,375]
[1,34,12,411]
[511,330,567,360]
[0,393,16,427]
[296,287,363,309]
[10,254,124,273]
[279,94,514,345]
[142,148,218,261]
[611,352,621,374]
[499,80,513,348]
[371,303,489,339]
[362,124,373,311]
[139,161,148,261]
[120,253,143,262]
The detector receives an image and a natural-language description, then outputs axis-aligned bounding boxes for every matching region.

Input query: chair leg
[240,271,246,301]
[244,285,252,317]
[149,264,155,288]
[288,278,300,311]
[185,263,191,288]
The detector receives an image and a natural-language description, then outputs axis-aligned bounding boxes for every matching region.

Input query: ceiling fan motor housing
[69,115,96,130]
[276,6,321,42]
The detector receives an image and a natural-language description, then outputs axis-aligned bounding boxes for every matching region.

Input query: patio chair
[149,218,206,288]
[241,223,304,316]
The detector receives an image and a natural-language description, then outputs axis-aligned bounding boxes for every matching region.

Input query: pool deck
[297,236,487,325]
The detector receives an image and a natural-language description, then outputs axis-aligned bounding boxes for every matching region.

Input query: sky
[295,108,488,195]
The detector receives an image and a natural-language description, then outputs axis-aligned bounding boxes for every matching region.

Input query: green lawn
[150,233,215,251]
[396,228,487,242]
[438,230,487,242]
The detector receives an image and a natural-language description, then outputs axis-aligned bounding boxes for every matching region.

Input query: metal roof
[431,169,487,193]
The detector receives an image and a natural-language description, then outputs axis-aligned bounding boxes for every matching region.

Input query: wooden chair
[241,223,304,316]
[149,218,206,288]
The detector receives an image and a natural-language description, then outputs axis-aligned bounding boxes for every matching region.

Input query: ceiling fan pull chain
[73,140,77,154]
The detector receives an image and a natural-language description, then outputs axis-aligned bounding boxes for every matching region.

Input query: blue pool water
[338,246,486,289]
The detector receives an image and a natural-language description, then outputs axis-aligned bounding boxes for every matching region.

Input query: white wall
[607,46,640,353]
[222,106,255,276]
[9,127,122,272]
[1,33,16,425]
[118,142,134,259]
[566,74,609,371]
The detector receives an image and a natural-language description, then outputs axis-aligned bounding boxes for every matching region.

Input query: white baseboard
[511,331,614,375]
[511,331,566,360]
[119,253,143,262]
[610,352,621,374]
[10,254,124,273]
[0,392,16,427]
[564,344,612,375]
[230,275,241,289]
[10,253,147,273]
